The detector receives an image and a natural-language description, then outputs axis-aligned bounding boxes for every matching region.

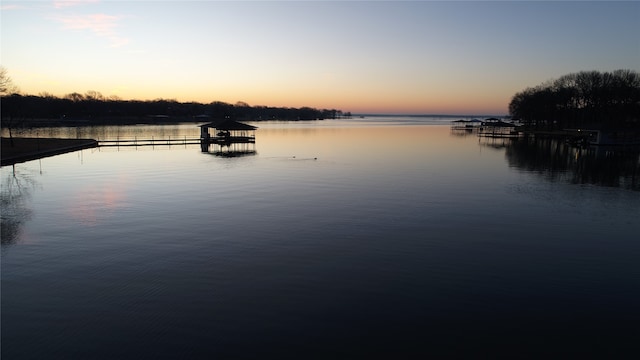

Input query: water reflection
[1,165,36,246]
[4,121,640,358]
[201,141,258,157]
[500,138,640,190]
[199,136,257,157]
[450,126,479,138]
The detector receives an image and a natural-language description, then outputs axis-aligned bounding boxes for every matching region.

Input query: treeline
[508,69,640,130]
[1,92,350,127]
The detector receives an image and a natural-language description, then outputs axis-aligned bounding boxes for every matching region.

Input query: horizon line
[353,113,509,118]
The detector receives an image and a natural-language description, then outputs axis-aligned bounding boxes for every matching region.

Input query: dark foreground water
[2,117,640,358]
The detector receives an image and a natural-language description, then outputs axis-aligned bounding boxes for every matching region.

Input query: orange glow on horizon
[13,71,510,116]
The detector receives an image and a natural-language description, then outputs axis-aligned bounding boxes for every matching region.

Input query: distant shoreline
[0,116,334,129]
[354,114,506,118]
[1,114,507,129]
[1,116,203,128]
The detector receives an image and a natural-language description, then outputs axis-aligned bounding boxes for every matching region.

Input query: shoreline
[1,137,98,166]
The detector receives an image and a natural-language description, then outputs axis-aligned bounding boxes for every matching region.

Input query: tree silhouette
[1,92,347,127]
[509,70,640,130]
[0,66,19,95]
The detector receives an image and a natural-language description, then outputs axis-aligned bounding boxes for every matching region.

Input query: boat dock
[2,120,260,166]
[98,137,202,147]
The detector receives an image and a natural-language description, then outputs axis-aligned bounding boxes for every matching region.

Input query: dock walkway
[2,135,256,166]
[98,137,201,147]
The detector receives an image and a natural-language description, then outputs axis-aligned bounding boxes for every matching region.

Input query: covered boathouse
[199,119,257,156]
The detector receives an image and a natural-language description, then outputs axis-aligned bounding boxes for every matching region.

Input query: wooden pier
[98,137,201,147]
[2,121,260,165]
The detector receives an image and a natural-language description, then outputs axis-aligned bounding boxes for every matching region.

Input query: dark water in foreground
[2,118,640,358]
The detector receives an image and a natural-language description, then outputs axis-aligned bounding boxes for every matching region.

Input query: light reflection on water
[2,119,640,358]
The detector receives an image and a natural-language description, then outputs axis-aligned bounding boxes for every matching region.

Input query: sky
[1,1,639,115]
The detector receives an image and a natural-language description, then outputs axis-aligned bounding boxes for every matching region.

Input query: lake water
[2,116,640,358]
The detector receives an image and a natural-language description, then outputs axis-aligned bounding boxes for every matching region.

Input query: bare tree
[1,67,23,145]
[85,90,104,101]
[64,92,85,102]
[0,66,19,95]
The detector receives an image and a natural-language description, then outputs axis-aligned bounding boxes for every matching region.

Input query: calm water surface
[2,117,640,358]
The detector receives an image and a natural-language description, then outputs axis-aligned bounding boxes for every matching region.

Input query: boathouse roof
[199,119,257,131]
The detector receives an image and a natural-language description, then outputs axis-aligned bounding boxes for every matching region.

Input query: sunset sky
[2,1,639,115]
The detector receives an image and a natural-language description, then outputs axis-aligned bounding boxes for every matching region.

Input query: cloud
[53,13,130,47]
[53,0,100,9]
[1,1,96,11]
[1,4,21,10]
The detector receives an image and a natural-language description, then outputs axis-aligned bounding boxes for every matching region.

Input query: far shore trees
[0,66,348,128]
[508,69,640,130]
[1,91,348,128]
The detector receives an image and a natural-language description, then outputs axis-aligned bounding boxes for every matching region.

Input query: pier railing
[98,136,201,147]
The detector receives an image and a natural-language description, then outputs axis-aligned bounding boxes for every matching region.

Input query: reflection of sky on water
[258,125,482,165]
[68,176,130,226]
[2,120,640,358]
[3,121,638,247]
